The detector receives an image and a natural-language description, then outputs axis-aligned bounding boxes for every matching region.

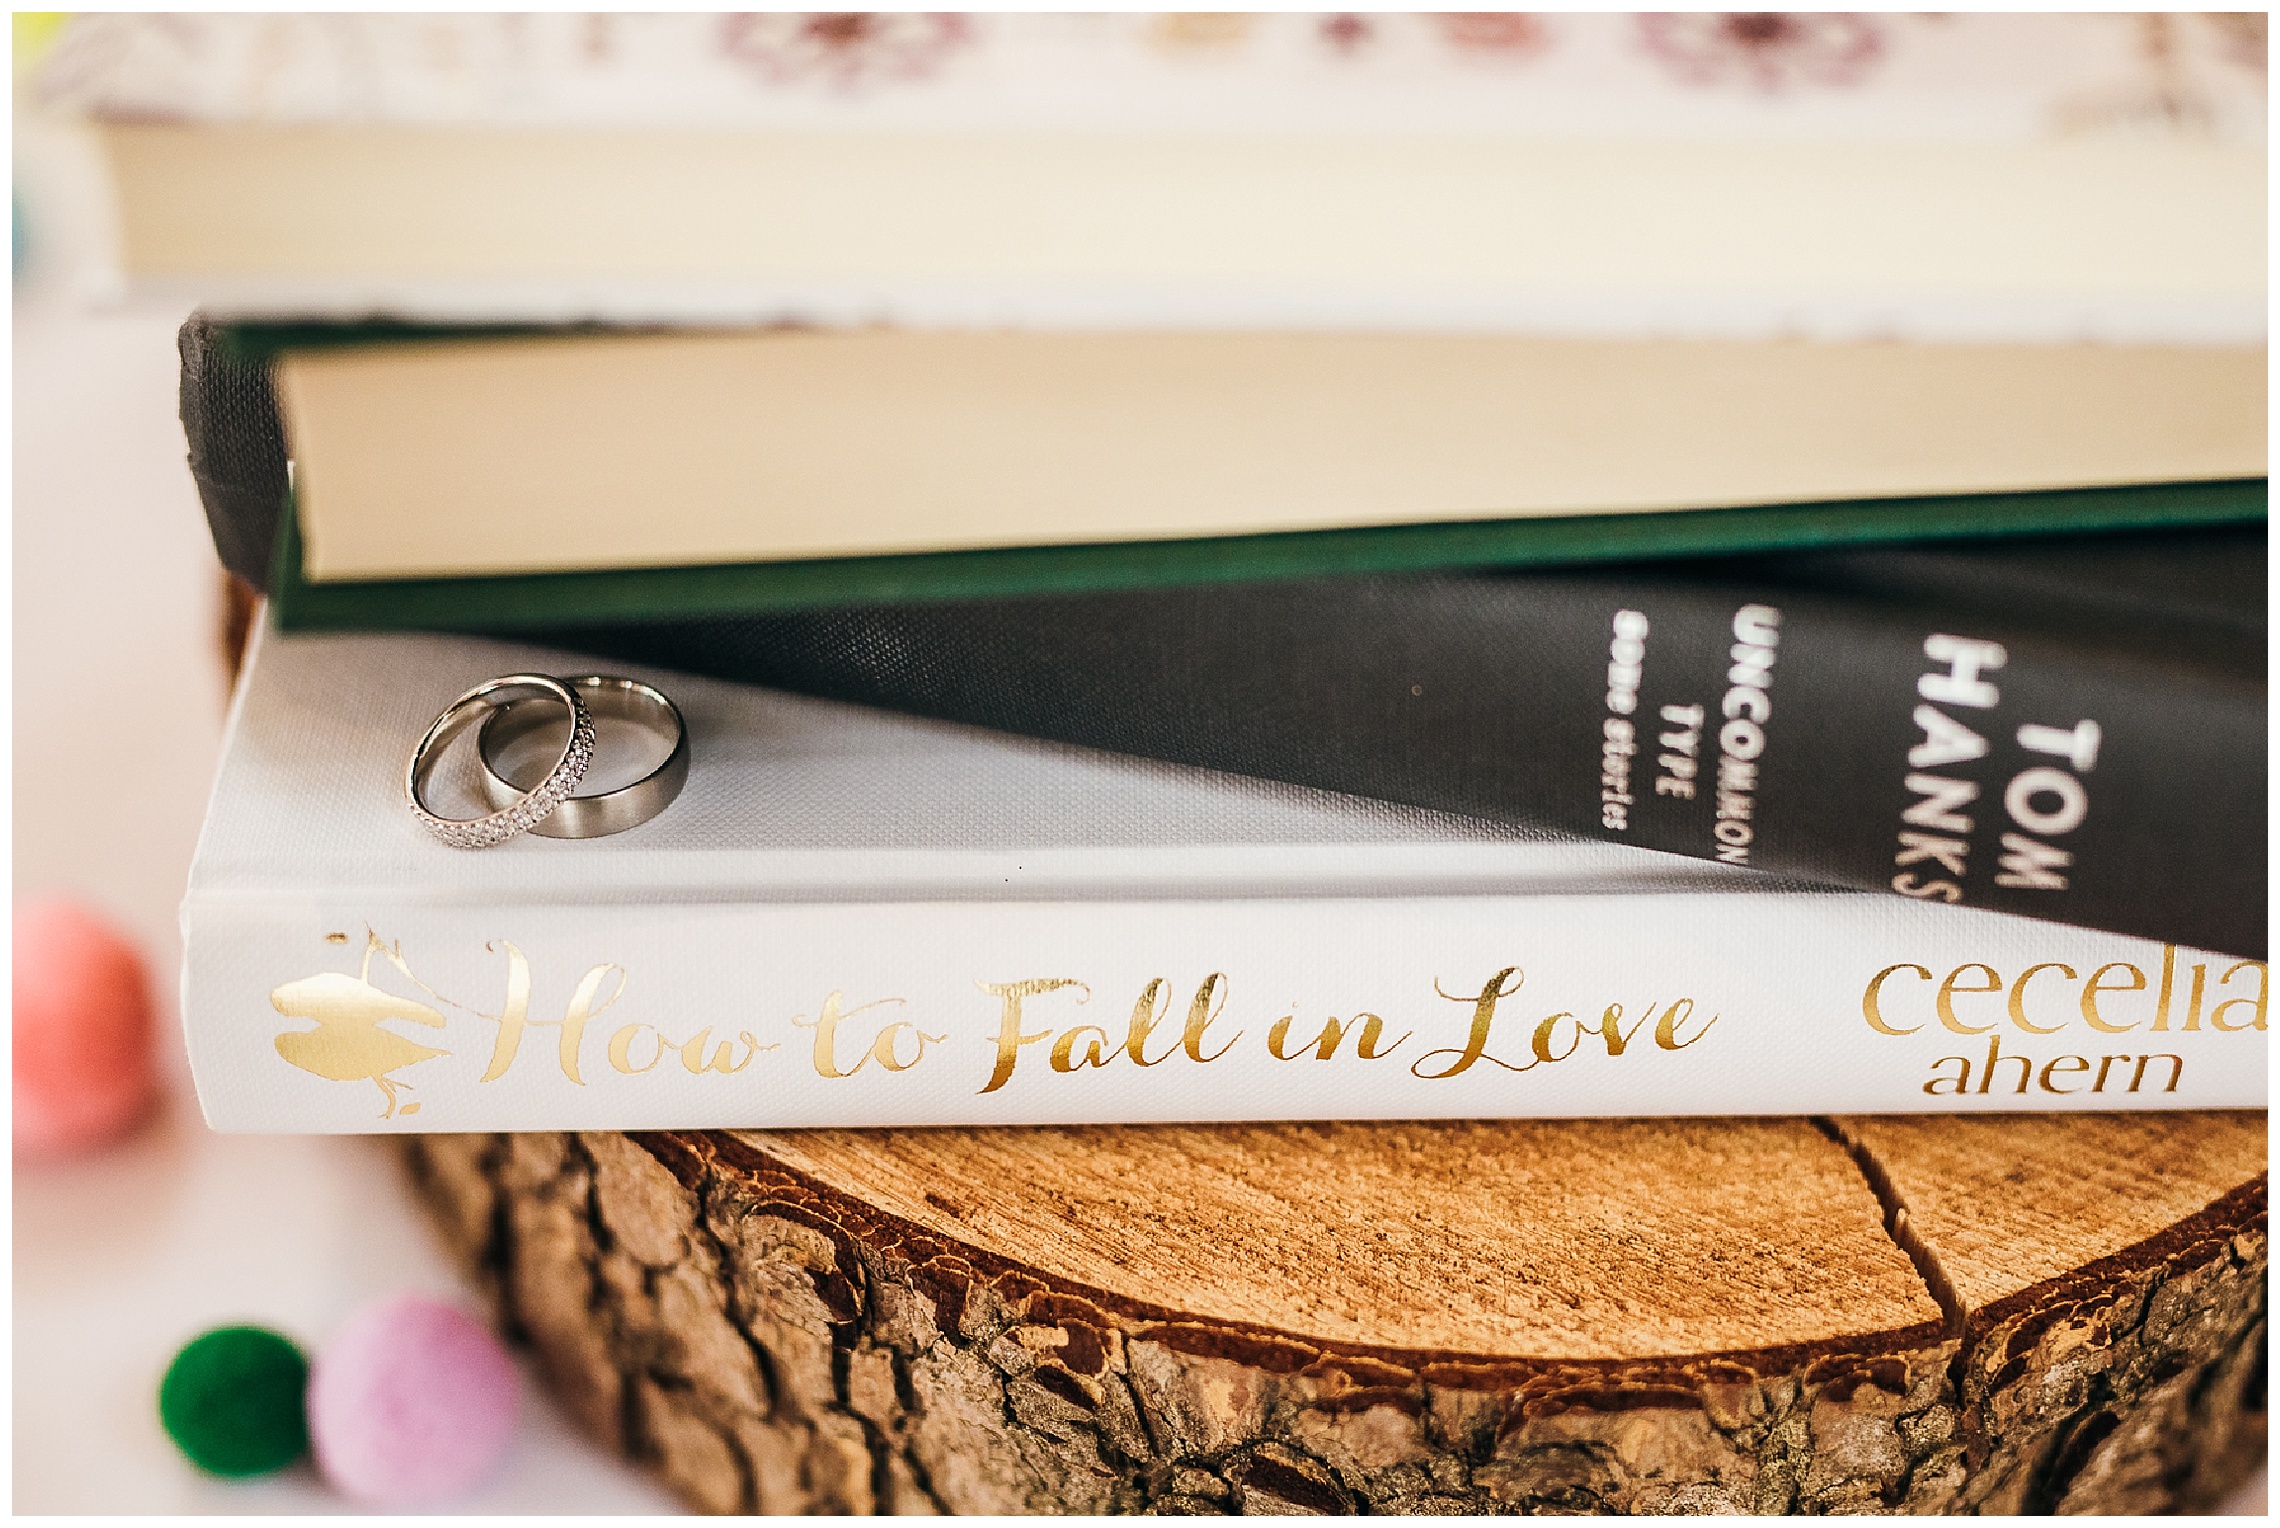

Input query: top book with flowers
[32,12,2268,338]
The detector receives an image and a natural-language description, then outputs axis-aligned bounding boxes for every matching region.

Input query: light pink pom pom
[13,902,158,1156]
[308,1296,520,1505]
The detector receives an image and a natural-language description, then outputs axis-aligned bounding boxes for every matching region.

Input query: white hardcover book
[181,627,2267,1132]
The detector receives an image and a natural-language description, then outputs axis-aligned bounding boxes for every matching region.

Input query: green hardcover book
[182,322,2266,630]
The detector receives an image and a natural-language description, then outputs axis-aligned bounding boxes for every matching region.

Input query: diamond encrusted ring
[406,675,596,849]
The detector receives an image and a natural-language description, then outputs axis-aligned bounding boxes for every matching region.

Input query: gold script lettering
[1123,979,1178,1067]
[1862,963,1930,1035]
[794,992,907,1079]
[678,1027,761,1074]
[1350,1014,1406,1059]
[551,964,627,1085]
[1935,963,2001,1034]
[1531,1012,1581,1065]
[1267,1012,1409,1062]
[608,1023,665,1074]
[977,979,1088,1094]
[1413,968,1533,1079]
[2080,962,2146,1033]
[2210,960,2268,1032]
[1593,1003,1654,1055]
[476,944,620,1087]
[1654,998,1715,1050]
[1182,975,1241,1063]
[476,940,536,1082]
[1922,1055,1971,1095]
[1266,1014,1306,1060]
[2007,963,2074,1035]
[1050,1025,1115,1072]
[869,1021,945,1072]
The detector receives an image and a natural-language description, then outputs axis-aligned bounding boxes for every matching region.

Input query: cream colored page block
[109,128,2265,309]
[276,332,2266,582]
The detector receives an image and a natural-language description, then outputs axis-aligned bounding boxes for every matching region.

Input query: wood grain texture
[403,1113,2264,1515]
[751,1120,1940,1360]
[1834,1112,2268,1514]
[1836,1113,2266,1311]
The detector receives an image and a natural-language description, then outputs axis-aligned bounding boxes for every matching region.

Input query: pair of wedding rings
[405,674,689,849]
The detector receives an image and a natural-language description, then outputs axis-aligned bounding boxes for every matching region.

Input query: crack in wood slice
[401,1113,2265,1514]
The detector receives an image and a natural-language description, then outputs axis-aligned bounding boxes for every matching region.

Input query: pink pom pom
[307,1296,520,1506]
[13,902,159,1156]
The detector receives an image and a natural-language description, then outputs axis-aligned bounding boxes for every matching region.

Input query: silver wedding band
[475,675,688,840]
[407,674,597,850]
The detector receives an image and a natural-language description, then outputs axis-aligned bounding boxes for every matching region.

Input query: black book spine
[178,317,291,588]
[556,561,2265,960]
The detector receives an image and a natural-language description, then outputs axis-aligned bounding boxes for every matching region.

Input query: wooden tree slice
[403,1114,2264,1515]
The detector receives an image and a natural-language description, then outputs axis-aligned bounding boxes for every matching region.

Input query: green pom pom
[158,1325,311,1478]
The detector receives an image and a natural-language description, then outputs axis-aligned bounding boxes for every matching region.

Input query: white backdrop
[11,278,680,1511]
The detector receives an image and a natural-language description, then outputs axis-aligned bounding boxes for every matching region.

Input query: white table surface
[12,297,683,1515]
[10,264,2263,1524]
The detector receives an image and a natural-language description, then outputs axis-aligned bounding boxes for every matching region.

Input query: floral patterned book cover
[26,12,2267,336]
[33,13,2268,140]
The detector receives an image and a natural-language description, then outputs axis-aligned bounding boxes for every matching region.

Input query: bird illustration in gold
[271,941,451,1119]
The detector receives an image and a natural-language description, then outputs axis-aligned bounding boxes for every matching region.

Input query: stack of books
[38,13,2269,1518]
[174,311,2266,1129]
[35,12,2260,1131]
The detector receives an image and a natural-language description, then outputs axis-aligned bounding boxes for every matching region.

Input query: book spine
[183,892,2266,1133]
[569,567,2265,959]
[178,316,290,588]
